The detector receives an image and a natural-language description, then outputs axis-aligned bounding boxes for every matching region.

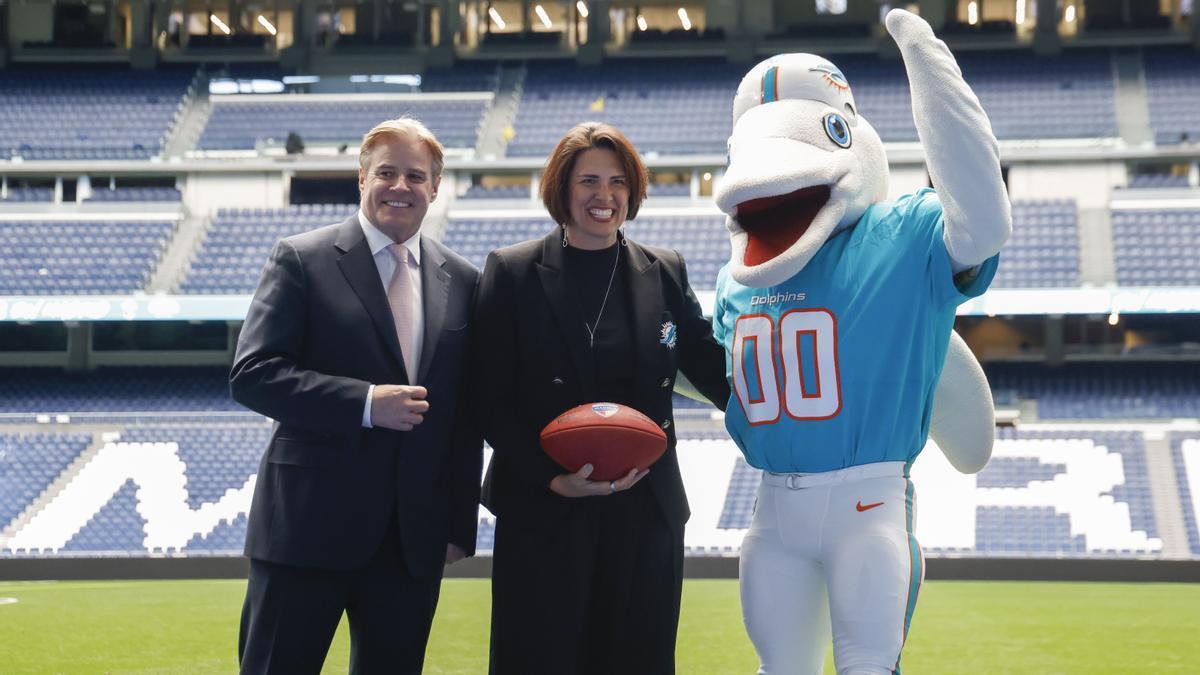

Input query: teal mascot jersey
[715,189,998,473]
[713,10,1012,674]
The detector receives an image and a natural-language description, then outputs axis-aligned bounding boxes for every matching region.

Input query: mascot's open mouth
[735,185,831,266]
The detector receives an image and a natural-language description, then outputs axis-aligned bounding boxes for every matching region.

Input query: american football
[539,403,668,481]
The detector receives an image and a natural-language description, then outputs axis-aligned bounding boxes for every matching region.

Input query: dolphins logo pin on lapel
[659,321,677,350]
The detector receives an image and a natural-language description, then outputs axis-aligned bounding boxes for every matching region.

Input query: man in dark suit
[231,117,482,674]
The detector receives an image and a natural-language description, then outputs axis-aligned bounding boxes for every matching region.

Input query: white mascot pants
[740,461,924,675]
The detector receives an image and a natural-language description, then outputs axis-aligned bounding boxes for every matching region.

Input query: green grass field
[1,578,1198,673]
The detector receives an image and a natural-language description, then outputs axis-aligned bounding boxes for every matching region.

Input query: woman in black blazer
[473,122,730,674]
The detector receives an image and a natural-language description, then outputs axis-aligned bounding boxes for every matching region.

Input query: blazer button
[660,378,671,388]
[552,377,564,385]
[661,419,671,430]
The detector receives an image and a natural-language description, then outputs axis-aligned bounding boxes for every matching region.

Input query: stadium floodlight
[210,14,231,35]
[256,15,277,36]
[678,7,692,30]
[967,1,978,26]
[1016,0,1026,25]
[576,1,589,18]
[488,7,507,30]
[637,14,648,31]
[535,4,552,28]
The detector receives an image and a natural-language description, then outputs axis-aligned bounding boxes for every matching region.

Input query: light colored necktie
[387,243,420,383]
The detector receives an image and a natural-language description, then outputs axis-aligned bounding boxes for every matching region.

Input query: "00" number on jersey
[731,309,842,424]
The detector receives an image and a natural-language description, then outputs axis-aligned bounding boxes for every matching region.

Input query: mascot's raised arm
[711,9,1010,674]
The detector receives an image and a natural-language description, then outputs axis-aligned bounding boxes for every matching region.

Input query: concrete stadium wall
[3,556,1198,583]
[1007,161,1127,209]
[184,173,289,216]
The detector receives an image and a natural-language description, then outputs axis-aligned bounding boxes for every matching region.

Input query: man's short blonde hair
[359,117,445,177]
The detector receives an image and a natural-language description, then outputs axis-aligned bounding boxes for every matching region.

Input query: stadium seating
[985,362,1200,419]
[0,412,1191,559]
[0,367,236,414]
[0,219,176,295]
[84,187,182,202]
[461,184,530,200]
[954,50,1119,140]
[992,200,1081,288]
[506,51,1118,158]
[1127,173,1190,189]
[782,51,1099,143]
[185,513,249,553]
[1172,434,1200,555]
[1,422,266,556]
[2,187,54,202]
[0,68,193,160]
[1143,47,1200,145]
[119,424,267,509]
[179,204,356,294]
[61,480,150,553]
[441,213,729,290]
[197,99,487,151]
[996,428,1157,543]
[1111,208,1200,286]
[420,63,502,93]
[711,428,1161,558]
[0,432,93,531]
[507,59,742,157]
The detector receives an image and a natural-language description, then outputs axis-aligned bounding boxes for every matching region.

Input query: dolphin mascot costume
[711,10,1010,674]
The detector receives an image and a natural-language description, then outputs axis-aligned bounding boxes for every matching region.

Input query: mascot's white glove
[886,8,1011,271]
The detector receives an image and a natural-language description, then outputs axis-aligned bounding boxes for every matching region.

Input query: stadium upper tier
[1143,47,1200,145]
[507,59,741,157]
[0,219,176,295]
[7,49,1200,161]
[0,68,193,161]
[504,51,1119,157]
[991,200,1081,289]
[197,99,489,151]
[1112,208,1200,287]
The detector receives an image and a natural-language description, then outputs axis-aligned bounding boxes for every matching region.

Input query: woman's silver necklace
[583,244,621,349]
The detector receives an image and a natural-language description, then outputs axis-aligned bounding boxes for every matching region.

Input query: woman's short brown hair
[541,122,649,225]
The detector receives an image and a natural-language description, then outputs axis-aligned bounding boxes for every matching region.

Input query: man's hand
[548,463,648,498]
[370,384,429,431]
[445,543,466,565]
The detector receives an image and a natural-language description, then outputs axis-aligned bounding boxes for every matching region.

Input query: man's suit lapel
[535,230,598,399]
[418,237,451,382]
[334,216,409,378]
[625,240,665,410]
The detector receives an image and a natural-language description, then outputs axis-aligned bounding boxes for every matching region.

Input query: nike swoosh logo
[856,501,884,512]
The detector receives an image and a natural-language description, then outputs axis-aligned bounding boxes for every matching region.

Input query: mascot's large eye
[823,113,852,148]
